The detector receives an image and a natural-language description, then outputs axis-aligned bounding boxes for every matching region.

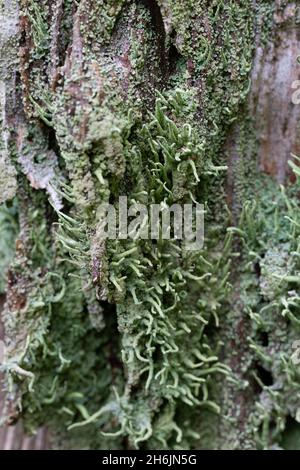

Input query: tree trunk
[1,0,300,450]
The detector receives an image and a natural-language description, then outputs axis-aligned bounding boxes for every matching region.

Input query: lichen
[1,0,300,451]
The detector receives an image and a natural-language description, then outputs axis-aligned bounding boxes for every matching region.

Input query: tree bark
[1,0,300,450]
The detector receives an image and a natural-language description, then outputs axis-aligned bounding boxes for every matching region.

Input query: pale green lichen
[1,0,300,451]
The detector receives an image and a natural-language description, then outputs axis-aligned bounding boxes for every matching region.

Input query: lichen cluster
[1,0,300,450]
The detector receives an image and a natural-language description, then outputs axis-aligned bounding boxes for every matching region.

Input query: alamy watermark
[97,197,204,251]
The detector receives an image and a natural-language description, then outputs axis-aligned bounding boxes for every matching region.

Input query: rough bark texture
[1,0,300,450]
